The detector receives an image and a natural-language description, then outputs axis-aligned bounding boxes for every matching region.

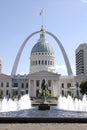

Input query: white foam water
[0,94,31,112]
[0,94,87,112]
[58,95,87,112]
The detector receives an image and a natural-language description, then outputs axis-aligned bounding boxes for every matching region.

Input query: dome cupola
[31,30,54,55]
[30,27,55,73]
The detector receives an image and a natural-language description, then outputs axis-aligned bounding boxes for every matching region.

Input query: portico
[28,71,60,97]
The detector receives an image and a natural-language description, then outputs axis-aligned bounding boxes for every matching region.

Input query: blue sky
[0,0,87,75]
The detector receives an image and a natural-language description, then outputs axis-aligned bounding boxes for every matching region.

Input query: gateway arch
[11,28,73,76]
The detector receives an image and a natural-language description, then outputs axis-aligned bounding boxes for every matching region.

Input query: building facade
[75,43,87,85]
[76,43,87,75]
[0,74,12,98]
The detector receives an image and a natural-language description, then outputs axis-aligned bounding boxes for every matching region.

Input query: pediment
[29,71,60,79]
[0,73,11,80]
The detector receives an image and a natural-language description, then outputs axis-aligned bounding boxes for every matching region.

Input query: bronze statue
[41,79,48,91]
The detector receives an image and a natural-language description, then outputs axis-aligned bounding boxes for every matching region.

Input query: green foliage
[0,89,2,99]
[38,89,50,98]
[80,81,87,95]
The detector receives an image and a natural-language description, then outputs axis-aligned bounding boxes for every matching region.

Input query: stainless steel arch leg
[11,31,40,76]
[46,31,73,76]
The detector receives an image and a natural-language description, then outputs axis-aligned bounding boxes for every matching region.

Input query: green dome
[31,33,54,54]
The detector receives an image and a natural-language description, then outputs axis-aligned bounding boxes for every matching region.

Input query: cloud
[55,65,76,75]
[19,72,28,75]
[55,65,66,70]
[71,65,76,75]
[80,0,87,3]
[19,65,76,76]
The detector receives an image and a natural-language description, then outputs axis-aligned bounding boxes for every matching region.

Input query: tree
[80,81,87,95]
[0,89,3,99]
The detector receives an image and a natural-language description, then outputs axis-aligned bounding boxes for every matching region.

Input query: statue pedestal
[38,103,50,110]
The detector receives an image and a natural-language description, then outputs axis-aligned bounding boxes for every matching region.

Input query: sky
[0,0,87,75]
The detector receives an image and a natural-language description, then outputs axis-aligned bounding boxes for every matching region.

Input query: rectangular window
[6,90,9,95]
[48,80,51,87]
[62,83,64,88]
[67,83,71,88]
[26,90,28,94]
[45,60,47,65]
[13,83,18,87]
[39,60,40,65]
[62,90,64,96]
[36,80,39,87]
[6,82,9,87]
[1,82,3,87]
[42,60,44,65]
[26,83,28,88]
[21,83,24,88]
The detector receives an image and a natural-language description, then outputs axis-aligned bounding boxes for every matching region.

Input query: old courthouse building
[0,27,87,98]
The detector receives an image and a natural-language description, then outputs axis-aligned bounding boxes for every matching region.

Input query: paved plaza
[0,123,87,130]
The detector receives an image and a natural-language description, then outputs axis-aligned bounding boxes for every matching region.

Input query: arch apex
[11,30,73,76]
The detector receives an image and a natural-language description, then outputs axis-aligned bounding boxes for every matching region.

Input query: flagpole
[42,10,44,27]
[40,9,44,27]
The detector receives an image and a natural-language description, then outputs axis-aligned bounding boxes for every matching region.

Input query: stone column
[28,79,31,96]
[34,80,36,97]
[58,81,60,97]
[40,80,42,89]
[51,80,54,97]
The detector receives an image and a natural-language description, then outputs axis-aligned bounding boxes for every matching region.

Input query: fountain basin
[0,95,87,123]
[0,117,87,123]
[38,103,50,110]
[0,106,87,122]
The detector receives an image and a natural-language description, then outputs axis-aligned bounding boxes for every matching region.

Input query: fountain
[0,94,31,112]
[1,94,87,112]
[58,95,87,112]
[0,94,87,123]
